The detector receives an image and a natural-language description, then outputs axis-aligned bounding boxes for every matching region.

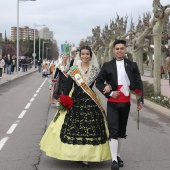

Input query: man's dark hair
[113,39,126,47]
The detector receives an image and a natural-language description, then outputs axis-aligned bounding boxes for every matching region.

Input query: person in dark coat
[96,39,143,170]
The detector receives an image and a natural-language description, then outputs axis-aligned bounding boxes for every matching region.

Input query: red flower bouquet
[51,79,56,83]
[134,89,142,101]
[53,94,73,122]
[134,89,142,130]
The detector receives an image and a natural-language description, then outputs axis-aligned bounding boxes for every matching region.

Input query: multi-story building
[11,26,54,42]
[39,27,53,41]
[11,26,38,41]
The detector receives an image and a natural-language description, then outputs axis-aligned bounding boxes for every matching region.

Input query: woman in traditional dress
[40,46,111,167]
[52,54,70,101]
[41,59,49,77]
[48,59,58,104]
[49,60,56,74]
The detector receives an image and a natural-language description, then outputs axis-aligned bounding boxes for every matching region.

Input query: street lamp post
[33,24,45,68]
[46,47,51,60]
[17,0,36,73]
[39,37,41,60]
[42,41,48,61]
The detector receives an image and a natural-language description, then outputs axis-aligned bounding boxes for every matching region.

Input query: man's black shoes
[117,156,124,167]
[111,160,119,170]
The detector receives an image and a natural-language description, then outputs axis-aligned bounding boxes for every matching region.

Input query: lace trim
[57,63,70,72]
[60,90,108,145]
[69,62,99,86]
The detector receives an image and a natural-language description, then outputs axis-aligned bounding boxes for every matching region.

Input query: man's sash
[71,66,105,115]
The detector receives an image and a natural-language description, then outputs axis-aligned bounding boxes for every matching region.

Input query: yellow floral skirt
[40,110,111,162]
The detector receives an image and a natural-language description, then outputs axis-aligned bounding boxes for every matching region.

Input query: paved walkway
[0,68,38,85]
[131,75,170,119]
[141,76,170,98]
[0,69,169,119]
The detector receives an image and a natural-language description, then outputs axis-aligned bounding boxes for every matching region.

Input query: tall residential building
[11,26,38,41]
[39,27,53,41]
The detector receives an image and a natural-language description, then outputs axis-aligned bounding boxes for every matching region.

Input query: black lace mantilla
[60,87,107,145]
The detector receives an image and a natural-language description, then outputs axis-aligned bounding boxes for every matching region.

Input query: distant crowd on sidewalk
[0,54,34,79]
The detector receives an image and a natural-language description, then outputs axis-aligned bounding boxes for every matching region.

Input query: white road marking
[25,103,31,109]
[0,137,9,150]
[30,98,34,102]
[33,94,37,97]
[6,124,18,134]
[18,110,27,119]
[0,78,47,150]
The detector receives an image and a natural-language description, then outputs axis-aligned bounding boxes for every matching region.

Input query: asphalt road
[0,72,170,170]
[0,72,50,170]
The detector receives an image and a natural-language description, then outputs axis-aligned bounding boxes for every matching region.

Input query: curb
[0,69,38,86]
[131,94,170,119]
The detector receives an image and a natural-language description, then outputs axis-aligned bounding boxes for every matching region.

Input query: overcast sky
[0,0,169,48]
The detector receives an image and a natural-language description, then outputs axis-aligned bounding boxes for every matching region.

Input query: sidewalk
[141,76,170,98]
[131,75,170,119]
[0,68,38,85]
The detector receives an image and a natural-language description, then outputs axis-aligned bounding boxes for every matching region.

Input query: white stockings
[109,139,118,162]
[117,138,124,157]
[109,138,125,161]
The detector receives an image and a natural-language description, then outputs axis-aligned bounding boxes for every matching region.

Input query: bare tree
[152,0,170,95]
[132,13,157,75]
[108,15,129,61]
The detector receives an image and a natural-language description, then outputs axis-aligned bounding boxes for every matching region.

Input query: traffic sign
[32,53,36,57]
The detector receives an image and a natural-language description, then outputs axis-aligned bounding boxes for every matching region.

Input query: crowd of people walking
[0,54,35,79]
